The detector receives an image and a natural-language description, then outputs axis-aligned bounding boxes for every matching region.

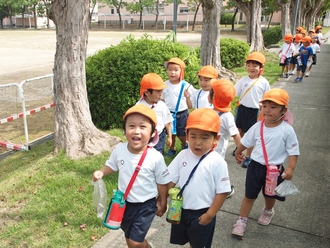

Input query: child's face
[302,41,309,47]
[302,33,306,38]
[198,76,212,91]
[308,32,313,36]
[312,37,318,43]
[167,63,182,83]
[260,101,286,125]
[125,113,154,154]
[145,89,163,103]
[285,40,291,44]
[186,128,220,156]
[246,61,263,79]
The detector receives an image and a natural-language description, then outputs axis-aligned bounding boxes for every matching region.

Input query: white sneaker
[288,71,294,75]
[305,72,310,77]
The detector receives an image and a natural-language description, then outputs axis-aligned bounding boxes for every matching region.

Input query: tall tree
[262,0,281,30]
[187,0,201,31]
[231,0,264,51]
[223,1,239,32]
[49,0,120,159]
[304,0,325,30]
[100,0,127,30]
[276,0,291,37]
[89,0,97,29]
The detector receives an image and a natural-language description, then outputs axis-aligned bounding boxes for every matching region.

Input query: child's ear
[144,89,150,96]
[214,134,221,144]
[151,130,156,138]
[282,106,288,114]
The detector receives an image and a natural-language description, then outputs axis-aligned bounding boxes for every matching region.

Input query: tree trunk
[139,10,143,29]
[155,0,159,30]
[231,7,238,32]
[9,6,13,28]
[249,0,263,51]
[277,0,291,38]
[33,4,37,29]
[118,8,122,29]
[49,0,120,159]
[268,12,273,30]
[192,4,200,31]
[305,0,324,30]
[22,6,25,28]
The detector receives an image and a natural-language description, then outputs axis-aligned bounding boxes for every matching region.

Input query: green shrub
[220,13,236,25]
[315,21,320,27]
[86,33,201,129]
[263,25,282,47]
[220,38,250,69]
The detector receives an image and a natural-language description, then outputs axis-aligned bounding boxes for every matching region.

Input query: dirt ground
[0,28,247,154]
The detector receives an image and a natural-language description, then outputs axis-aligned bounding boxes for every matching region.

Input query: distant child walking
[278,34,295,78]
[232,88,300,237]
[93,104,171,248]
[288,34,303,75]
[184,65,218,110]
[305,33,321,77]
[136,73,173,155]
[162,57,196,157]
[234,52,270,168]
[168,108,231,248]
[294,36,313,82]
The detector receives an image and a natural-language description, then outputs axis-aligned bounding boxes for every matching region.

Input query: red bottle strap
[123,146,150,200]
[260,120,270,174]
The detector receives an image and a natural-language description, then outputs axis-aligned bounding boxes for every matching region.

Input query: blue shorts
[279,57,291,66]
[312,54,317,65]
[235,105,259,133]
[171,109,188,137]
[296,64,307,73]
[245,160,285,201]
[154,128,166,155]
[290,55,298,64]
[170,208,215,248]
[121,198,157,243]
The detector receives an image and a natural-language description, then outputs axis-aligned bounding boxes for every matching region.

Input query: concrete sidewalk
[92,36,330,248]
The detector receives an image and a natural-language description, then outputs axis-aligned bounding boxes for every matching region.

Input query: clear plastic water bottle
[265,165,280,196]
[166,188,183,224]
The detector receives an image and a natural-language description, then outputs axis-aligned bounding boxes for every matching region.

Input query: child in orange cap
[232,88,299,237]
[162,57,196,157]
[293,36,313,82]
[289,33,303,75]
[234,52,270,168]
[277,34,295,78]
[301,29,307,38]
[184,65,218,110]
[93,104,171,248]
[305,33,321,77]
[168,108,230,248]
[314,25,327,44]
[136,73,173,155]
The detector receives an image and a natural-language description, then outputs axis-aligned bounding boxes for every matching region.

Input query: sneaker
[280,73,285,78]
[285,73,289,78]
[294,77,300,83]
[227,185,235,198]
[258,208,275,225]
[242,157,251,168]
[289,70,294,75]
[232,147,237,156]
[181,144,188,150]
[232,220,247,236]
[299,77,303,82]
[166,149,176,157]
[148,242,154,248]
[305,72,310,77]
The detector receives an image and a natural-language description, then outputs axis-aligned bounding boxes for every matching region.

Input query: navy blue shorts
[290,55,298,64]
[235,105,259,133]
[154,128,166,155]
[312,54,317,65]
[245,160,285,201]
[121,198,157,243]
[279,57,291,66]
[171,109,188,137]
[296,64,307,73]
[170,208,215,248]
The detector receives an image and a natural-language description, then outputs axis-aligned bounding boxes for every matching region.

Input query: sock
[264,207,272,211]
[239,216,248,224]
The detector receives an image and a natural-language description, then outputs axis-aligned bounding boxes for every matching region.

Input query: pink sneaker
[232,220,247,236]
[258,208,274,225]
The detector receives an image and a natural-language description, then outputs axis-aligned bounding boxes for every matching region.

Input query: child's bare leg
[285,65,289,73]
[281,66,285,74]
[170,135,176,151]
[264,196,276,210]
[296,70,301,78]
[178,136,187,147]
[127,238,150,248]
[239,197,257,217]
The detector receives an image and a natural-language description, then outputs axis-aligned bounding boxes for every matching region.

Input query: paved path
[92,34,330,248]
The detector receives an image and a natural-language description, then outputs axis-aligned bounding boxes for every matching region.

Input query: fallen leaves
[80,223,86,231]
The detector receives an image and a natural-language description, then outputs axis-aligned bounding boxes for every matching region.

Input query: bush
[263,25,282,47]
[315,21,320,27]
[220,13,236,25]
[219,38,250,69]
[86,33,201,129]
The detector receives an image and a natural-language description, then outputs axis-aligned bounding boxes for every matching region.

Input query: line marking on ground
[0,63,54,75]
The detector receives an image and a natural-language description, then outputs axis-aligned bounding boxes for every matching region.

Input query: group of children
[278,25,326,82]
[92,53,300,247]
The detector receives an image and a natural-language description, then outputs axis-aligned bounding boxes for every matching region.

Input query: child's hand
[166,137,172,148]
[155,200,167,217]
[183,89,190,98]
[93,170,104,182]
[198,213,213,225]
[282,167,294,180]
[235,151,245,164]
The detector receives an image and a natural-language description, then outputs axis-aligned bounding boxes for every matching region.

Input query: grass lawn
[0,44,282,247]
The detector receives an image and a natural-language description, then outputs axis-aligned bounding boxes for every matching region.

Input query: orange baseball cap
[246,52,266,65]
[140,73,167,97]
[308,29,315,33]
[211,79,236,113]
[295,34,303,42]
[296,27,303,31]
[197,65,218,79]
[164,57,185,80]
[302,36,311,45]
[123,104,157,126]
[185,108,220,133]
[283,34,293,41]
[301,29,307,34]
[315,25,322,30]
[311,33,319,39]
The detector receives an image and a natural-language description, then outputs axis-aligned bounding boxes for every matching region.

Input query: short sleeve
[285,127,300,156]
[153,154,171,185]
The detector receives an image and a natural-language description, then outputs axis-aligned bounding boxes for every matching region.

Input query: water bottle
[166,188,183,224]
[171,113,177,135]
[265,165,280,196]
[103,190,126,229]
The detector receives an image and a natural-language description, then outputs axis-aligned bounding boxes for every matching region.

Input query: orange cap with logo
[164,57,185,80]
[197,65,218,79]
[301,29,307,34]
[315,25,322,30]
[295,34,303,42]
[283,34,293,41]
[140,73,167,97]
[211,79,236,113]
[185,108,220,134]
[123,104,157,126]
[302,36,311,45]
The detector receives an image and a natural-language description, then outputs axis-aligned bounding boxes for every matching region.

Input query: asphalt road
[92,35,330,248]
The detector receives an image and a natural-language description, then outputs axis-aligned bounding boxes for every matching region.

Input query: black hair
[186,129,218,138]
[261,100,286,110]
[246,60,262,67]
[142,89,153,97]
[123,114,156,143]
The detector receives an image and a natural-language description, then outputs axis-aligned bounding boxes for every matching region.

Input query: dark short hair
[143,89,153,96]
[246,60,262,67]
[186,129,218,138]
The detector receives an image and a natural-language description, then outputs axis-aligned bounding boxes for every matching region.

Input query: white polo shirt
[190,89,213,109]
